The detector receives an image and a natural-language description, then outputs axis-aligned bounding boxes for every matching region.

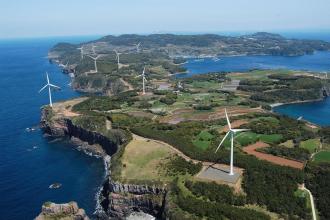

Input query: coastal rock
[40,107,124,156]
[99,180,167,219]
[40,107,167,219]
[35,201,89,220]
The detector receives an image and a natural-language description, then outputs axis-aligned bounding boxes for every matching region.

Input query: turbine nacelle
[214,109,249,175]
[39,72,61,107]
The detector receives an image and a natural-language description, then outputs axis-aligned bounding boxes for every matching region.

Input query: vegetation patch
[300,138,320,153]
[192,130,214,150]
[314,151,330,163]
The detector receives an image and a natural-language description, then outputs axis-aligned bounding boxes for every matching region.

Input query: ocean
[1,33,330,220]
[0,36,105,220]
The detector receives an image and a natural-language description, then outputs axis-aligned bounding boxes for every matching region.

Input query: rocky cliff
[40,107,120,156]
[40,106,168,219]
[99,179,167,219]
[35,201,89,220]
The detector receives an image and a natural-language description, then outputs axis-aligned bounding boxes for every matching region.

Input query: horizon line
[1,29,330,41]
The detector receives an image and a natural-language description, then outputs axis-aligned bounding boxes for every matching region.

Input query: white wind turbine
[134,42,141,52]
[39,72,61,107]
[114,49,121,69]
[92,44,96,55]
[136,67,147,94]
[77,46,84,60]
[215,109,249,176]
[85,54,102,73]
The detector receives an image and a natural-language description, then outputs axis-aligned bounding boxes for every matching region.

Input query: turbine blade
[39,84,48,93]
[225,109,231,129]
[49,84,61,90]
[46,72,49,84]
[231,129,250,133]
[215,132,230,153]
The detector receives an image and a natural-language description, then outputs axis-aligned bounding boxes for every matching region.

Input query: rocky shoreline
[40,107,168,219]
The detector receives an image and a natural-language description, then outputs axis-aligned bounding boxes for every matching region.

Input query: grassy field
[314,151,330,163]
[280,140,294,148]
[234,132,282,146]
[300,139,320,153]
[228,69,301,80]
[120,135,175,183]
[192,130,214,150]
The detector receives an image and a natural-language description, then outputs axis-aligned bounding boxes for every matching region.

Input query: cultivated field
[243,142,305,169]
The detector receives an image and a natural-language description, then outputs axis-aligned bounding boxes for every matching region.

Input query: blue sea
[0,36,105,220]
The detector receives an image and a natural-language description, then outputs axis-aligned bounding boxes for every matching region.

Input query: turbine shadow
[207,162,230,174]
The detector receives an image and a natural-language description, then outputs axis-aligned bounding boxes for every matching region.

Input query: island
[40,33,330,220]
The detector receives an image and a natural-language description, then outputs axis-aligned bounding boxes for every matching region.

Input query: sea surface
[273,99,330,126]
[180,51,330,77]
[0,36,105,220]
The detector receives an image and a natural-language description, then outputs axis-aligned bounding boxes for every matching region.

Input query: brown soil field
[161,106,262,124]
[243,142,304,169]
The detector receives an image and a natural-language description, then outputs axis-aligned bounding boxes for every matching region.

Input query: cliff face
[35,202,89,220]
[100,179,167,220]
[40,107,167,219]
[40,107,119,156]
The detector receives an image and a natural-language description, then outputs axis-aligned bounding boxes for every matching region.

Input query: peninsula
[39,33,330,220]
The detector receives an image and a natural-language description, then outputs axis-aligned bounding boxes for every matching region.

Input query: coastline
[270,98,324,108]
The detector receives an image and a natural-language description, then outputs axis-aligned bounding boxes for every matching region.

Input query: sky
[0,0,329,38]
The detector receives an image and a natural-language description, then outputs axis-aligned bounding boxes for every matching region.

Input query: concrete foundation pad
[197,166,241,184]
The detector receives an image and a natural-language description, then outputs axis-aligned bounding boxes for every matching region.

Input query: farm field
[300,139,320,153]
[313,151,330,163]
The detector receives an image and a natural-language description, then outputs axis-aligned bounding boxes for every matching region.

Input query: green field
[300,139,320,153]
[192,130,214,150]
[234,132,282,146]
[314,151,330,163]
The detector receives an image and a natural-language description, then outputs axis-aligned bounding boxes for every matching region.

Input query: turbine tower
[114,50,121,69]
[135,42,141,52]
[136,67,147,94]
[92,44,96,55]
[39,72,61,107]
[86,54,102,73]
[77,46,84,60]
[215,109,249,175]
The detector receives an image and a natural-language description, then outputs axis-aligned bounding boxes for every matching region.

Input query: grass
[234,132,282,146]
[228,69,299,80]
[251,116,279,125]
[314,151,330,163]
[192,130,214,150]
[300,139,320,153]
[280,140,294,148]
[120,135,175,183]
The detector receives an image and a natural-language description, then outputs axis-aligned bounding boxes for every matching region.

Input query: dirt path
[52,97,88,118]
[120,78,134,91]
[221,119,248,133]
[243,142,304,169]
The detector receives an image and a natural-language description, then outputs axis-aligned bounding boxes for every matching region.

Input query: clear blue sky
[0,0,329,38]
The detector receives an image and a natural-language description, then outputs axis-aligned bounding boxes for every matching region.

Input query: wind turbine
[114,49,121,69]
[134,42,141,53]
[136,67,147,94]
[215,109,249,175]
[85,54,102,73]
[77,46,84,60]
[92,44,96,55]
[39,72,61,107]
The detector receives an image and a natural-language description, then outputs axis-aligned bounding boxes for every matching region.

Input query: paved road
[300,184,317,220]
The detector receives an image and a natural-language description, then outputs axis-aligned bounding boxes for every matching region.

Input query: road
[300,184,317,220]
